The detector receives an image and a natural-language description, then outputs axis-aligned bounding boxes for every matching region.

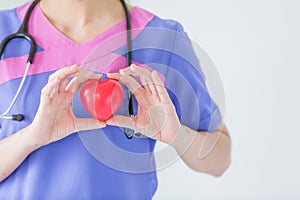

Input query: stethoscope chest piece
[123,127,143,139]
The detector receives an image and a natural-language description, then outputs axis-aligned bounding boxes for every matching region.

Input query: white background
[1,0,300,199]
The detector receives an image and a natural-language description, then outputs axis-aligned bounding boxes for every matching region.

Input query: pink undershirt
[0,2,155,85]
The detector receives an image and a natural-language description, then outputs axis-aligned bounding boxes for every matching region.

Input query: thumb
[106,115,136,130]
[75,118,106,132]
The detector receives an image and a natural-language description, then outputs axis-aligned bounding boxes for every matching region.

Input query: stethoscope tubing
[0,62,31,120]
[0,0,140,139]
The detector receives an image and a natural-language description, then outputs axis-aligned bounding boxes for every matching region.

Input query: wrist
[20,125,45,151]
[169,125,197,153]
[162,116,183,144]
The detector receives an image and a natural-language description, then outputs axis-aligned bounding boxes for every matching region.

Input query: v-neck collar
[16,2,154,49]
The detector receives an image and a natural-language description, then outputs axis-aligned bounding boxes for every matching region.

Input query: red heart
[80,79,124,121]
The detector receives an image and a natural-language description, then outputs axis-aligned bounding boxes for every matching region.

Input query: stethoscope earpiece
[12,114,25,122]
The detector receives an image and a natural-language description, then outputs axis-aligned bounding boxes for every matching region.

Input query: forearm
[171,124,231,176]
[0,126,39,182]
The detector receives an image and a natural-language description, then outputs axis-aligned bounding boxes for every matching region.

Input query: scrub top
[0,2,222,200]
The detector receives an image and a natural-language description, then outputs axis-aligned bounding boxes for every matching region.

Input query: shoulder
[0,8,19,26]
[0,2,31,39]
[0,8,20,40]
[132,7,187,34]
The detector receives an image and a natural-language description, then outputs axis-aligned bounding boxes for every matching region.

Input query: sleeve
[165,22,222,132]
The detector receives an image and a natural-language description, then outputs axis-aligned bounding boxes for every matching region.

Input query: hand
[107,64,181,144]
[29,65,106,146]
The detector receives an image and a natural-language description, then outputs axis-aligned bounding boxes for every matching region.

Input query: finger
[119,67,131,76]
[59,74,72,93]
[129,65,156,93]
[119,66,152,93]
[49,66,79,93]
[139,77,150,91]
[85,70,102,80]
[148,73,159,97]
[119,73,144,95]
[50,77,60,99]
[107,72,122,80]
[65,75,89,94]
[151,71,171,103]
[65,76,80,94]
[144,77,157,94]
[75,118,106,132]
[65,69,102,94]
[75,67,102,80]
[48,65,79,83]
[129,64,151,78]
[106,115,136,131]
[40,77,60,103]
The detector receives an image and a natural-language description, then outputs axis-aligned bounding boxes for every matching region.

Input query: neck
[40,0,124,26]
[39,0,129,43]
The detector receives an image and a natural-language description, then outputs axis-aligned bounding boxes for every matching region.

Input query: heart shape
[80,79,124,121]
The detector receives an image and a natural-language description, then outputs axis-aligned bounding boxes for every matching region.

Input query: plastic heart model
[80,79,124,121]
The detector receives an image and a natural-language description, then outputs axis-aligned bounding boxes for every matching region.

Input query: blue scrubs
[0,2,222,200]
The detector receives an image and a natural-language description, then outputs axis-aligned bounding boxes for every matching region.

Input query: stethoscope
[0,0,139,139]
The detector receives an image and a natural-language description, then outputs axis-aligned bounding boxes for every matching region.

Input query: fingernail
[71,65,78,69]
[119,69,126,75]
[99,121,106,128]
